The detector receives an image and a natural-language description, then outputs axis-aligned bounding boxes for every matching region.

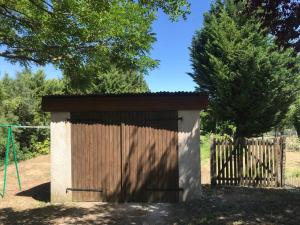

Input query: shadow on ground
[0,185,299,225]
[16,182,50,202]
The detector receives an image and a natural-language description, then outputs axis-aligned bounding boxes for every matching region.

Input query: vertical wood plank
[248,140,252,186]
[248,140,251,186]
[256,139,261,187]
[245,141,247,186]
[270,141,274,187]
[233,140,238,185]
[237,140,241,185]
[225,141,228,185]
[262,140,266,187]
[217,140,220,185]
[229,141,233,185]
[253,139,256,186]
[210,138,216,186]
[255,139,259,186]
[274,138,279,187]
[266,140,270,187]
[221,140,224,185]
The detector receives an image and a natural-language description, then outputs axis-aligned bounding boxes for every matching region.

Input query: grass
[286,168,300,178]
[286,167,300,187]
[200,134,211,164]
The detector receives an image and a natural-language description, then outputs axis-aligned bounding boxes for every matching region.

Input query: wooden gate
[71,111,179,202]
[210,138,286,187]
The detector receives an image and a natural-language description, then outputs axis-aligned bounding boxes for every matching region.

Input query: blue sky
[0,0,213,91]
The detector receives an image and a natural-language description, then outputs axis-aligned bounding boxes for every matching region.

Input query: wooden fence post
[280,137,286,187]
[237,138,244,185]
[274,138,280,187]
[210,138,217,186]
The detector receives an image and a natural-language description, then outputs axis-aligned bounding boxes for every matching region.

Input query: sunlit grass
[200,134,211,164]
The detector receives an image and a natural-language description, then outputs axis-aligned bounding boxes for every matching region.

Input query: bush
[32,138,50,155]
[286,137,300,152]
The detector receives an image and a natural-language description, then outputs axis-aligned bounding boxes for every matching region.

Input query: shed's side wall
[178,111,201,202]
[51,112,72,203]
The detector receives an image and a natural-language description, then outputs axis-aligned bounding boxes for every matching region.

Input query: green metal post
[10,128,22,191]
[1,127,11,197]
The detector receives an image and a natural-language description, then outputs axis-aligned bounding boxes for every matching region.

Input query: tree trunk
[295,124,300,138]
[293,118,300,139]
[233,133,246,185]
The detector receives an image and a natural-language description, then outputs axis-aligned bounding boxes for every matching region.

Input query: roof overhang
[42,92,208,112]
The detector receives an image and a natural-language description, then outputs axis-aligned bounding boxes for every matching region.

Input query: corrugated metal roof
[43,91,207,98]
[42,91,208,112]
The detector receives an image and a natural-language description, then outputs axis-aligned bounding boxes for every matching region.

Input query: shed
[42,92,208,203]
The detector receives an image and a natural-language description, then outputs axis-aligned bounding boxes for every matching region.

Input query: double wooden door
[71,111,179,202]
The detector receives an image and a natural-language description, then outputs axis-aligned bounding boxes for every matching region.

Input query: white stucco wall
[178,111,201,202]
[50,112,72,203]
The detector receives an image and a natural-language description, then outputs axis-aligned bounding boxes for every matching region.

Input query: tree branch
[0,5,38,29]
[0,51,42,64]
[28,0,54,15]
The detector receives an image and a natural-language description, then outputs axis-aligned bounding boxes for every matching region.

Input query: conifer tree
[190,0,300,138]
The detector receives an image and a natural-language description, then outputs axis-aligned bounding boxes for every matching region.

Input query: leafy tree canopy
[292,98,300,138]
[0,0,190,80]
[281,96,300,138]
[0,69,64,159]
[0,66,149,160]
[236,0,300,52]
[64,66,149,94]
[190,0,300,138]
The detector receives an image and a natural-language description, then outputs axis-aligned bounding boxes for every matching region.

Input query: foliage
[237,0,300,53]
[64,67,149,94]
[280,96,300,138]
[200,109,236,136]
[286,136,300,151]
[292,99,300,138]
[0,0,190,81]
[190,0,300,138]
[32,138,50,155]
[0,69,64,160]
[0,67,150,161]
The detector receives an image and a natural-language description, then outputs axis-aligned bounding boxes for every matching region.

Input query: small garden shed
[42,92,208,203]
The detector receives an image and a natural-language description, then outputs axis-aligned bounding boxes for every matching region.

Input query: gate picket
[211,137,285,187]
[228,142,233,185]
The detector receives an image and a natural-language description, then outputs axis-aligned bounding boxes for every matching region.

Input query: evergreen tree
[282,97,300,138]
[64,67,149,94]
[292,100,300,138]
[189,0,300,138]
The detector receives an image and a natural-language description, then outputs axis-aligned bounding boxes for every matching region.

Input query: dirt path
[201,161,210,184]
[0,154,50,210]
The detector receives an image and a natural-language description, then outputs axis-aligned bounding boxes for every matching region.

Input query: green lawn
[200,134,210,164]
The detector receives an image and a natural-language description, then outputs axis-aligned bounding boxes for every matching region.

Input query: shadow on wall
[178,111,202,201]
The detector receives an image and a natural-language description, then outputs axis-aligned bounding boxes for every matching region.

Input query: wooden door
[121,111,179,202]
[71,112,122,202]
[71,111,179,202]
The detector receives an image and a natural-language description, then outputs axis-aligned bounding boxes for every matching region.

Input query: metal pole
[0,124,49,197]
[10,128,22,191]
[1,127,11,197]
[0,124,49,129]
